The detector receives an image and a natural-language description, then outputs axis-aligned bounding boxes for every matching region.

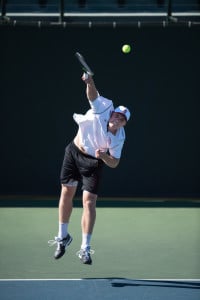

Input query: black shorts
[60,141,104,194]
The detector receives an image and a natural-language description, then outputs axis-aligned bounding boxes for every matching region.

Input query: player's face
[108,112,127,130]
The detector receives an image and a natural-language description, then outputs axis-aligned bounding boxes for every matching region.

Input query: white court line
[0,278,199,281]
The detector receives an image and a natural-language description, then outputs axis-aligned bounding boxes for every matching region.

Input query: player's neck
[107,125,117,135]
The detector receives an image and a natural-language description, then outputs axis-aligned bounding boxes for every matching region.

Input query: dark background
[1,26,200,197]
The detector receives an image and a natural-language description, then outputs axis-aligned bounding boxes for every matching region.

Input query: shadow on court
[109,278,200,289]
[0,279,200,300]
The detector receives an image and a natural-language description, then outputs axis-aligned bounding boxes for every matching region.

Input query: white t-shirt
[73,95,125,159]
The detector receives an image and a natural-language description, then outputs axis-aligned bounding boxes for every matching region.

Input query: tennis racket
[75,52,94,76]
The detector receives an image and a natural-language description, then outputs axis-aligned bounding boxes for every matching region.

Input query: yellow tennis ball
[122,44,131,54]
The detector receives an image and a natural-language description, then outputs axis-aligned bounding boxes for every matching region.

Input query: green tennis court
[0,198,200,280]
[0,197,200,300]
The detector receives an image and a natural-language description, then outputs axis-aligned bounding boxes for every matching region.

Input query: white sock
[81,233,92,250]
[58,222,68,239]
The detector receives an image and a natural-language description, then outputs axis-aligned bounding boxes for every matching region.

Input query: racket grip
[83,73,89,80]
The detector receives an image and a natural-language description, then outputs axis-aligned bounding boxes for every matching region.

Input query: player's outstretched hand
[82,73,93,84]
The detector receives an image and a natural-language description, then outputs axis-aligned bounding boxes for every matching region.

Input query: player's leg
[77,190,97,264]
[75,147,104,264]
[59,184,77,225]
[81,190,97,236]
[49,183,77,259]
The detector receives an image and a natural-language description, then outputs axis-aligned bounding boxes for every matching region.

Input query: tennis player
[49,73,131,265]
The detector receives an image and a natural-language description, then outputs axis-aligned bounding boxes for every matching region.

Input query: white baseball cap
[114,105,131,121]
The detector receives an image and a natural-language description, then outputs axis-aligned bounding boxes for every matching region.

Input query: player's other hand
[95,149,106,159]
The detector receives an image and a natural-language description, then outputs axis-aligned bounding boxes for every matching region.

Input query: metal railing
[1,0,200,27]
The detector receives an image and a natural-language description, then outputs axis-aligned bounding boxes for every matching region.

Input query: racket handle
[83,73,89,80]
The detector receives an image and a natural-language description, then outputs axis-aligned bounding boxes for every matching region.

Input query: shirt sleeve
[89,95,114,114]
[109,141,124,159]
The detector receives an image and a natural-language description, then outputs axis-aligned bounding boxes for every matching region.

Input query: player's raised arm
[82,73,98,102]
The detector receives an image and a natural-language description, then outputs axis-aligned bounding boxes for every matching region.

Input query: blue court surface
[0,279,200,300]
